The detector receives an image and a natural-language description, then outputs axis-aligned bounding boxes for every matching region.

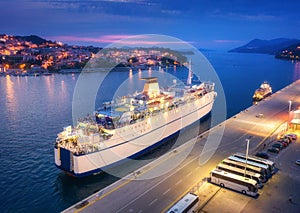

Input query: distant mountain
[229,38,300,54]
[15,35,51,45]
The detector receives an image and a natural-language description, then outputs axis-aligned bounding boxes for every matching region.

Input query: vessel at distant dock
[54,63,217,177]
[252,82,272,102]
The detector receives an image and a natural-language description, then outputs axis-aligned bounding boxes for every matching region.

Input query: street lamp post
[288,100,292,130]
[244,138,250,177]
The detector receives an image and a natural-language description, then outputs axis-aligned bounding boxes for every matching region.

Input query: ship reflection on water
[55,171,119,208]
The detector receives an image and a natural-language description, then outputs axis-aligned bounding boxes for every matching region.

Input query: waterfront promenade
[63,80,300,213]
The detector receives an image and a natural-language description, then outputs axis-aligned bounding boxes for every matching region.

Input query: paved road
[64,80,300,213]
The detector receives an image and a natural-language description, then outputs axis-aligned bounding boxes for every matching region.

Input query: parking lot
[199,132,300,213]
[243,135,300,213]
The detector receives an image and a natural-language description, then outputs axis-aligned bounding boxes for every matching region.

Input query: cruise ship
[252,82,272,102]
[54,65,217,177]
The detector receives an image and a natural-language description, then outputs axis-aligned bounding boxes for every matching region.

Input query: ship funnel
[140,77,160,98]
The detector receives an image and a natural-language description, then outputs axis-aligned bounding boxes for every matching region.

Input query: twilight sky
[1,0,300,50]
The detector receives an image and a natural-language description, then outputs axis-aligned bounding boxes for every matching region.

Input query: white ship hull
[54,91,215,177]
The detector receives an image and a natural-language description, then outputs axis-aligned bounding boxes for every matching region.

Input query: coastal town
[0,34,184,76]
[276,46,300,61]
[0,34,99,76]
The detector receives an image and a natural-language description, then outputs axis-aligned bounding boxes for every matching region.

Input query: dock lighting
[244,138,250,177]
[288,100,292,127]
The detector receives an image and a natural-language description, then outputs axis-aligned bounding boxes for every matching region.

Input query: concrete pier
[63,80,300,213]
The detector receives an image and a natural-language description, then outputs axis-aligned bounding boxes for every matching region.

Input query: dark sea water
[0,51,299,212]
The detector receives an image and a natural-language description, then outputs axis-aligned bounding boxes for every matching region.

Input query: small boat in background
[253,82,272,102]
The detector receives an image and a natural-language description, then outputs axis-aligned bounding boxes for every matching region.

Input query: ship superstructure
[54,66,217,177]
